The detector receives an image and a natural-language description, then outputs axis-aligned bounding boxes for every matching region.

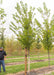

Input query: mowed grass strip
[6,53,54,58]
[5,59,24,63]
[46,72,54,75]
[7,56,24,58]
[5,55,54,64]
[0,60,54,75]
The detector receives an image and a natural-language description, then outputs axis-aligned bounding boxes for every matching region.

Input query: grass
[46,72,54,75]
[5,59,24,63]
[5,55,54,64]
[0,60,54,75]
[6,56,24,58]
[30,55,54,60]
[6,54,49,58]
[49,72,54,75]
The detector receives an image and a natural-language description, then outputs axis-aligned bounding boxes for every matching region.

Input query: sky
[0,0,54,38]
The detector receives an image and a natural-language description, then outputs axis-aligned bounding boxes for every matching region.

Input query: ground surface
[7,66,54,75]
[6,56,54,75]
[1,55,54,75]
[5,58,54,66]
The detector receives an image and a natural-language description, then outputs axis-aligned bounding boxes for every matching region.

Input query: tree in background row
[0,4,6,48]
[0,0,2,4]
[35,2,54,67]
[10,1,36,75]
[5,35,22,55]
[34,23,42,59]
[36,35,42,59]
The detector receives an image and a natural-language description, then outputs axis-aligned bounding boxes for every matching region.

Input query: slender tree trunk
[37,49,40,59]
[25,48,27,75]
[48,50,50,68]
[1,28,5,49]
[28,50,30,75]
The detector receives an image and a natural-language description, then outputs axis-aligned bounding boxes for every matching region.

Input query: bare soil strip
[7,66,54,75]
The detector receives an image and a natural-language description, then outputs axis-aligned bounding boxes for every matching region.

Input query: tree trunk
[48,50,50,68]
[1,31,5,49]
[25,48,27,75]
[37,49,40,59]
[28,50,30,75]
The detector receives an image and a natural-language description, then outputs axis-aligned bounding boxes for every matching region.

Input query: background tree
[35,2,54,67]
[36,35,42,59]
[34,23,42,59]
[10,1,36,75]
[0,0,2,4]
[5,35,22,55]
[0,8,6,48]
